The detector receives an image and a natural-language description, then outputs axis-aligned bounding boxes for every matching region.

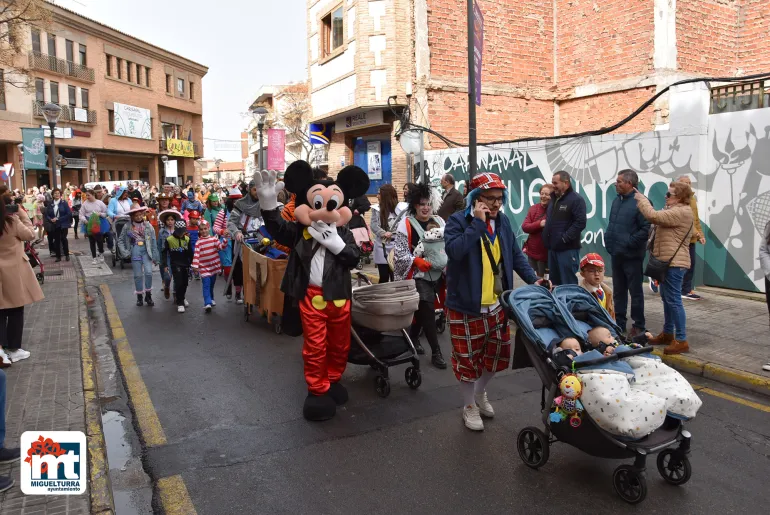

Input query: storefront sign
[63,158,89,169]
[21,128,47,170]
[367,141,382,180]
[41,126,73,139]
[166,138,195,158]
[113,103,152,140]
[267,129,286,171]
[335,110,385,133]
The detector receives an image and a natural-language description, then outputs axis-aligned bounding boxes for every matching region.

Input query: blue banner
[21,128,47,170]
[309,123,332,145]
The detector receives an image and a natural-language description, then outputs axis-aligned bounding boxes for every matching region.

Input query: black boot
[431,349,447,369]
[145,292,154,307]
[414,341,425,355]
[327,383,349,406]
[136,294,143,307]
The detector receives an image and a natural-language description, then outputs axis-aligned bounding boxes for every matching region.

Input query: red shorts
[449,304,510,382]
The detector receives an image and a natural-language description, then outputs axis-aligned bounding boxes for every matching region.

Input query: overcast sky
[55,0,308,161]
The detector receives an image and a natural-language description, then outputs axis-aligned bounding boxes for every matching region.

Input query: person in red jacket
[521,184,553,277]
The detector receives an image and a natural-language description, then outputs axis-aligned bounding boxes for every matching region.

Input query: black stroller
[501,285,693,504]
[111,217,131,268]
[348,273,422,397]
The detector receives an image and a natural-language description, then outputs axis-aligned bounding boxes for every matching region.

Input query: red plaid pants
[449,305,510,382]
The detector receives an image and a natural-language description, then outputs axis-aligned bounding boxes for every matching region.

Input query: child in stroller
[502,285,695,505]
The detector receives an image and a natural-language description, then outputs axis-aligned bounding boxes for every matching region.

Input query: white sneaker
[92,258,98,265]
[763,363,770,372]
[7,349,31,362]
[184,300,190,307]
[97,253,104,261]
[177,305,185,313]
[462,405,484,431]
[475,391,495,418]
[211,300,216,306]
[0,349,12,367]
[204,304,212,313]
[235,297,243,305]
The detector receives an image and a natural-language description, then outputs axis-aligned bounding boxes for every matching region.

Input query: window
[126,61,132,83]
[50,81,59,104]
[165,74,171,93]
[66,39,74,63]
[47,34,56,56]
[162,122,177,140]
[321,5,345,57]
[79,45,86,66]
[116,58,122,79]
[35,78,44,102]
[136,65,142,85]
[0,70,5,111]
[177,78,184,95]
[31,28,41,53]
[108,109,115,132]
[68,85,76,107]
[81,88,89,109]
[145,67,151,88]
[106,54,112,76]
[190,82,194,101]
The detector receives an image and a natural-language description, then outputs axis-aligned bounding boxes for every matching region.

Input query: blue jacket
[445,211,538,316]
[542,188,587,251]
[45,199,72,228]
[605,191,650,259]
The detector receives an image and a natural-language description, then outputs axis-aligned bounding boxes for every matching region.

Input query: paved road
[100,268,770,514]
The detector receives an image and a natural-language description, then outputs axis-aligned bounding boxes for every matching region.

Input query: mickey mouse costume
[257,161,369,421]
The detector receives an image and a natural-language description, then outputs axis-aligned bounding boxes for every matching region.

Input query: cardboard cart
[241,241,288,333]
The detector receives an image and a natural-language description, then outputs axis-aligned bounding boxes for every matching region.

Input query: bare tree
[275,83,314,163]
[0,0,51,89]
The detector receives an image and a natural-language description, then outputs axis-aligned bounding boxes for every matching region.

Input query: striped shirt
[191,235,227,277]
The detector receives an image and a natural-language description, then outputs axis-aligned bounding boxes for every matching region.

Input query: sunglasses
[480,195,504,205]
[665,192,675,199]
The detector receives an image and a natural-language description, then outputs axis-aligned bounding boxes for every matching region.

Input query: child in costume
[257,162,368,421]
[187,210,202,280]
[158,210,182,301]
[118,202,159,307]
[191,220,228,312]
[181,190,204,215]
[164,220,193,313]
[578,253,615,320]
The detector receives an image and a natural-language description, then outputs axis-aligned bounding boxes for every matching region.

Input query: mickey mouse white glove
[252,170,284,211]
[308,221,346,255]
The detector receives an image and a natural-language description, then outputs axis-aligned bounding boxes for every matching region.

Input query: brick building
[306,0,770,194]
[0,3,207,191]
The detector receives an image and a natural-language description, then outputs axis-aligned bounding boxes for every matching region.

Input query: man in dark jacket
[605,169,650,336]
[445,172,542,432]
[438,174,465,221]
[542,170,587,285]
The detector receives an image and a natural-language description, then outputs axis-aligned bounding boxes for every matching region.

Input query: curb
[653,349,770,397]
[77,274,115,514]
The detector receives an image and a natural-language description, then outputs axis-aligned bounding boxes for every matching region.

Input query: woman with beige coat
[0,198,45,367]
[634,181,693,355]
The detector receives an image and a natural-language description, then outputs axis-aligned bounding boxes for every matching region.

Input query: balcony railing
[710,79,770,114]
[159,138,201,157]
[28,51,95,83]
[33,100,97,125]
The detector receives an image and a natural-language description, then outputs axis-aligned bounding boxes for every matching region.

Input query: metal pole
[48,122,57,189]
[467,0,477,180]
[418,130,425,184]
[258,126,264,170]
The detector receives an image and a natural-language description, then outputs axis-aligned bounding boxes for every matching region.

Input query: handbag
[644,223,692,283]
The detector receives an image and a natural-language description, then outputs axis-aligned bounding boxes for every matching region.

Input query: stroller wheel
[120,259,125,269]
[356,261,364,270]
[656,450,692,486]
[36,272,45,285]
[274,323,282,334]
[516,427,550,469]
[374,375,391,398]
[112,254,116,267]
[405,366,422,390]
[613,465,647,504]
[436,313,446,334]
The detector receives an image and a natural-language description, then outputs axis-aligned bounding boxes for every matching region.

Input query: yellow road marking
[100,284,167,447]
[158,475,198,515]
[694,386,770,413]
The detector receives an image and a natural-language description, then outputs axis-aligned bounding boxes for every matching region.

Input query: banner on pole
[473,1,484,106]
[21,128,47,170]
[267,129,286,171]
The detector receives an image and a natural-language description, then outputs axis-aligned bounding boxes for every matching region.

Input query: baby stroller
[349,273,422,397]
[351,225,373,270]
[111,217,132,269]
[25,240,45,284]
[501,286,693,505]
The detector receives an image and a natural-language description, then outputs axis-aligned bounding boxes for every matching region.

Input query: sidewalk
[0,240,90,515]
[356,262,770,393]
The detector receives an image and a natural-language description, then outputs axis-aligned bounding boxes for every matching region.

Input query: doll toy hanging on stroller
[501,285,694,505]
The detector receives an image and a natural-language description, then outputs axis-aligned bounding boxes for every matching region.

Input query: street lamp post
[17,143,26,193]
[42,103,62,189]
[251,106,268,171]
[214,158,223,185]
[161,155,169,185]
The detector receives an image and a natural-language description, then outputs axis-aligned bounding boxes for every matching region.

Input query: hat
[159,209,182,225]
[156,192,172,201]
[173,220,187,232]
[127,201,147,214]
[228,187,242,199]
[36,194,45,202]
[188,210,200,219]
[469,172,506,191]
[209,193,220,202]
[199,219,210,228]
[580,253,605,269]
